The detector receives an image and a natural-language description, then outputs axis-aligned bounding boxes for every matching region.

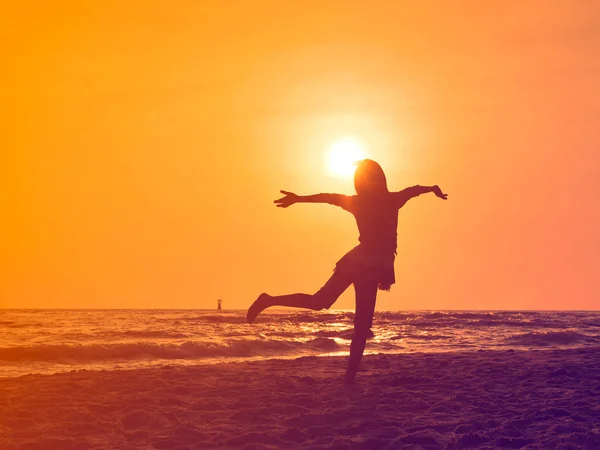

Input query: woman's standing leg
[346,280,378,383]
[247,269,353,323]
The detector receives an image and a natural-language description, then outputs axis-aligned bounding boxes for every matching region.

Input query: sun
[326,137,366,178]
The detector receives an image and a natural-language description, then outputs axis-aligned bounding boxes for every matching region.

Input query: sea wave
[183,314,248,324]
[0,338,342,363]
[391,334,451,341]
[115,330,191,339]
[0,321,33,328]
[146,311,596,331]
[180,312,355,325]
[375,311,573,330]
[503,330,599,347]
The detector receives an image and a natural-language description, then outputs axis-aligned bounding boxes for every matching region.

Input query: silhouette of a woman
[247,159,447,382]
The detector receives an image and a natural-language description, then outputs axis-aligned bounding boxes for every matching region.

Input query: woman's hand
[433,185,448,200]
[274,190,299,208]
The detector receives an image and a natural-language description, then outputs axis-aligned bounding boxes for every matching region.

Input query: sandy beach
[1,347,600,449]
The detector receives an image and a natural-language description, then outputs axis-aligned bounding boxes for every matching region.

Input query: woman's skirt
[334,244,396,291]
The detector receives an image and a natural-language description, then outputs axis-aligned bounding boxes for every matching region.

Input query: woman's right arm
[274,191,353,210]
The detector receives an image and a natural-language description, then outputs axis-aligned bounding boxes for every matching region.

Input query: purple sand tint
[1,309,599,378]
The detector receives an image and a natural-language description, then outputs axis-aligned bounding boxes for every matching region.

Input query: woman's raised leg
[247,269,352,323]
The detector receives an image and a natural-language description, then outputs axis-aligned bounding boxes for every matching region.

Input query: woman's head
[354,159,388,195]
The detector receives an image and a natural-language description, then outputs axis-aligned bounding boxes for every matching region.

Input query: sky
[2,1,599,310]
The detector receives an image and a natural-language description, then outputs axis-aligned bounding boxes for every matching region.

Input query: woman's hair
[354,159,389,195]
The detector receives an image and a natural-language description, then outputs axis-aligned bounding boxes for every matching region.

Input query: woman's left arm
[394,185,448,207]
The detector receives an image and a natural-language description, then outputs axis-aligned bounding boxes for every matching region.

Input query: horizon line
[1,308,598,312]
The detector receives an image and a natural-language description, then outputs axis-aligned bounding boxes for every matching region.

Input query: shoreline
[2,344,593,381]
[1,344,595,378]
[2,347,600,449]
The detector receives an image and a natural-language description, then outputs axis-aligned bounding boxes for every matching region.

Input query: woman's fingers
[275,190,295,205]
[274,196,290,207]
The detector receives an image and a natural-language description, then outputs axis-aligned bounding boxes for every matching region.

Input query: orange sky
[2,1,599,310]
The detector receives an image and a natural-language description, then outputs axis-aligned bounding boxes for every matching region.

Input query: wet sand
[2,347,600,449]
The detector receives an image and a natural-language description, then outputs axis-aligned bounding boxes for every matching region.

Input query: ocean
[1,309,599,379]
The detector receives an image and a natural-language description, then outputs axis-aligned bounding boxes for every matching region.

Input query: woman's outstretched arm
[274,191,353,210]
[394,185,448,207]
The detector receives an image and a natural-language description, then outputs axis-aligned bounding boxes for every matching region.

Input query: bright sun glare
[326,137,366,178]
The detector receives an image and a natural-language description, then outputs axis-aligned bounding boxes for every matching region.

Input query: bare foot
[246,293,271,323]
